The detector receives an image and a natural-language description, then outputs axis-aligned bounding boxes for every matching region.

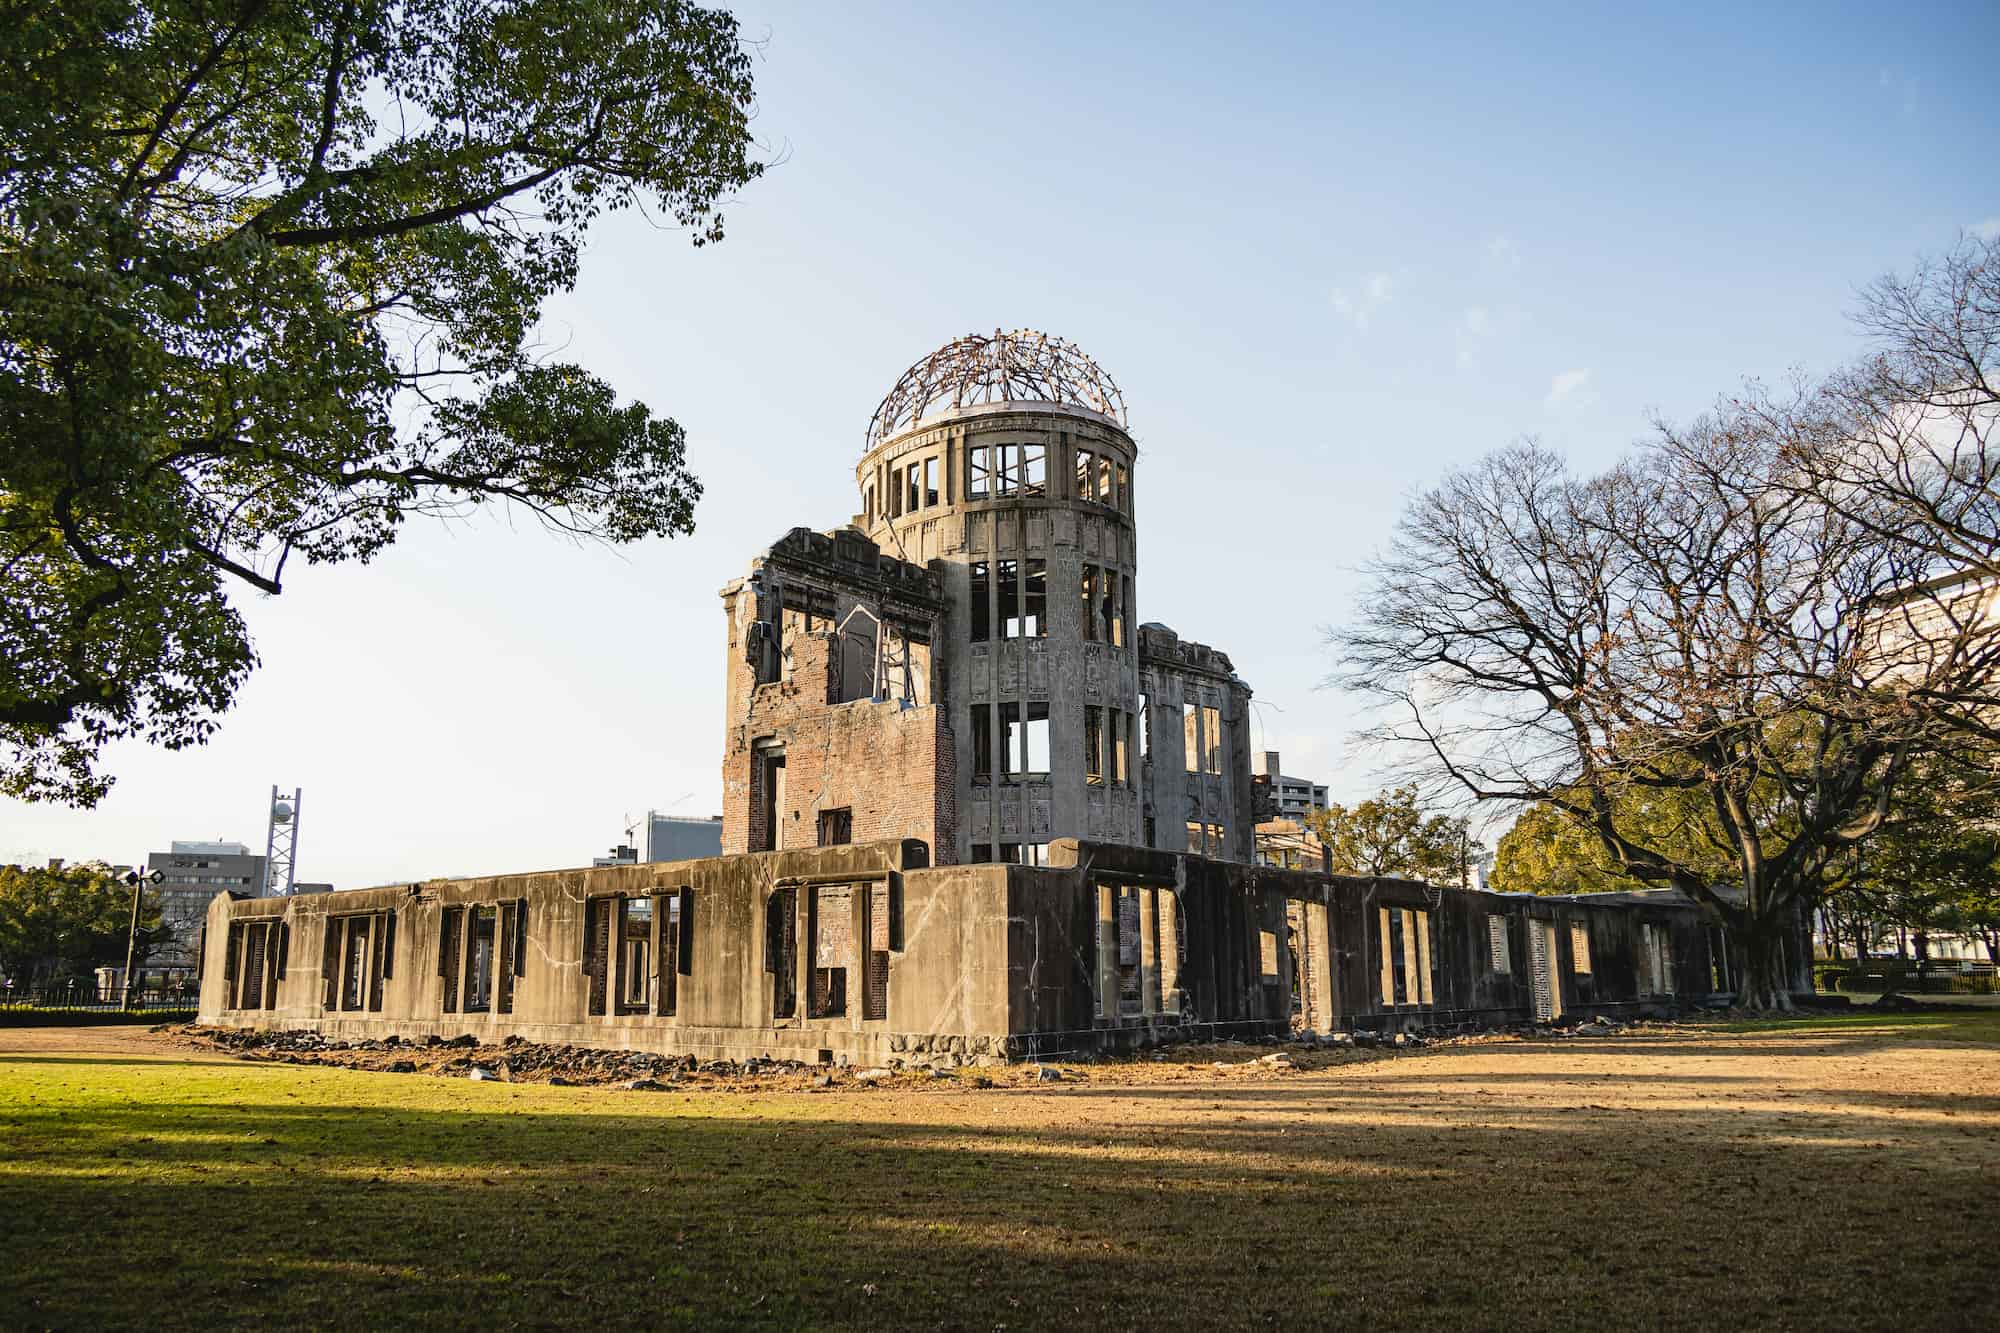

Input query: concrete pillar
[1140,887,1160,1016]
[1159,890,1181,1013]
[1305,900,1337,1032]
[1096,882,1117,1022]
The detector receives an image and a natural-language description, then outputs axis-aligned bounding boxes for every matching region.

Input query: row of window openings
[969,704,1135,785]
[867,444,1133,522]
[1480,914,1670,993]
[967,560,1129,645]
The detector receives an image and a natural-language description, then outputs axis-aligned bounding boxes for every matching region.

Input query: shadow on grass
[2,1070,1996,1330]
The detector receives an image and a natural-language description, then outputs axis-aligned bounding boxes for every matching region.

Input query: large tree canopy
[1335,240,2000,1008]
[1,0,764,802]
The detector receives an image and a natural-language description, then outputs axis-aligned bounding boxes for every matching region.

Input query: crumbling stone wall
[722,630,954,856]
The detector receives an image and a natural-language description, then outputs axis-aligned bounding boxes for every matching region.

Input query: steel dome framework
[866,329,1127,449]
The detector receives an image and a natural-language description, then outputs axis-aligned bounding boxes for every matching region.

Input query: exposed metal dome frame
[866,329,1127,448]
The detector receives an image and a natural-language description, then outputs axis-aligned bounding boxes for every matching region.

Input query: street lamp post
[120,866,163,1011]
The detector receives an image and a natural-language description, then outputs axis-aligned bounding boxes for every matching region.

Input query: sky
[6,1,1998,886]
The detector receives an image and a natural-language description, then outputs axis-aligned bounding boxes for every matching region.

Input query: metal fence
[0,982,200,1012]
[1815,961,1998,995]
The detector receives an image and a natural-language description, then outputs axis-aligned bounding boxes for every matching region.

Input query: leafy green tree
[1307,785,1483,885]
[1492,779,1741,896]
[1833,758,2000,966]
[1,0,764,803]
[0,861,164,985]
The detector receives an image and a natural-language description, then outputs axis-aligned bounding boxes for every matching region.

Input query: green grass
[1703,1007,2000,1041]
[3,1024,1997,1330]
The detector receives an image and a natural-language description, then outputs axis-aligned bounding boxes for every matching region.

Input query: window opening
[465,905,496,1013]
[969,561,990,642]
[968,445,990,499]
[1081,565,1098,641]
[753,743,786,853]
[617,897,651,1015]
[972,706,993,781]
[768,887,798,1019]
[1488,914,1512,974]
[583,897,610,1016]
[439,905,464,1014]
[923,456,939,507]
[809,885,851,1018]
[1085,706,1104,786]
[864,883,890,1020]
[1001,701,1050,779]
[1015,559,1046,638]
[817,807,853,846]
[342,915,371,1011]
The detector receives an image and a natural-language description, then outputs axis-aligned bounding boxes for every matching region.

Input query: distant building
[1254,816,1328,871]
[645,813,724,862]
[147,840,267,976]
[1253,751,1328,822]
[592,844,639,867]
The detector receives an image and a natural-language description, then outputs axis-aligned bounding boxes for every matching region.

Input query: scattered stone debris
[159,1016,1691,1095]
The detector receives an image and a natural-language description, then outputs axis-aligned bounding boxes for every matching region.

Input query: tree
[1493,778,1754,897]
[0,861,164,985]
[1335,325,2000,1007]
[1306,785,1483,885]
[1831,755,2000,967]
[1,1,764,803]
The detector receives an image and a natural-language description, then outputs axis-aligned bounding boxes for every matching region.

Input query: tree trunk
[1729,921,1796,1012]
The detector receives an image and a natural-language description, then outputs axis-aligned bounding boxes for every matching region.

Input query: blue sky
[6,1,1997,885]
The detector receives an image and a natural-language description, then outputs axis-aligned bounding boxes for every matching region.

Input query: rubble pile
[171,1026,836,1089]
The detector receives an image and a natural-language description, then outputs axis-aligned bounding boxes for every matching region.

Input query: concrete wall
[198,840,1723,1064]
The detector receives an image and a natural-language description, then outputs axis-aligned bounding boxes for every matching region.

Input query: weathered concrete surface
[200,839,1723,1063]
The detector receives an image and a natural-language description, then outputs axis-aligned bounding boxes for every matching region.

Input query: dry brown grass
[2,1013,1996,1329]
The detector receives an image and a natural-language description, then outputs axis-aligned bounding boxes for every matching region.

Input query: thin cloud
[1545,368,1592,410]
[1455,306,1493,369]
[1971,218,2000,241]
[1331,272,1395,329]
[1485,233,1521,271]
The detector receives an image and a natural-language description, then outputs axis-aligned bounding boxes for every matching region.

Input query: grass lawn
[3,1015,1996,1330]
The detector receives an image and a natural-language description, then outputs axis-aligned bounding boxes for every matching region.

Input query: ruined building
[720,332,1252,867]
[199,332,1773,1063]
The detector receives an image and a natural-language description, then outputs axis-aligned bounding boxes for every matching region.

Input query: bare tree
[1336,392,2000,1007]
[1794,234,2000,583]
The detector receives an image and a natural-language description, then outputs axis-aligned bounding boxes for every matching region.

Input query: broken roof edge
[861,396,1137,463]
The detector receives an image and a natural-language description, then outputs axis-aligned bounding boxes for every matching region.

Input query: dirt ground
[3,1014,1996,1328]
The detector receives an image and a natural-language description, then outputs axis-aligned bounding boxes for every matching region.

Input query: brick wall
[722,621,954,861]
